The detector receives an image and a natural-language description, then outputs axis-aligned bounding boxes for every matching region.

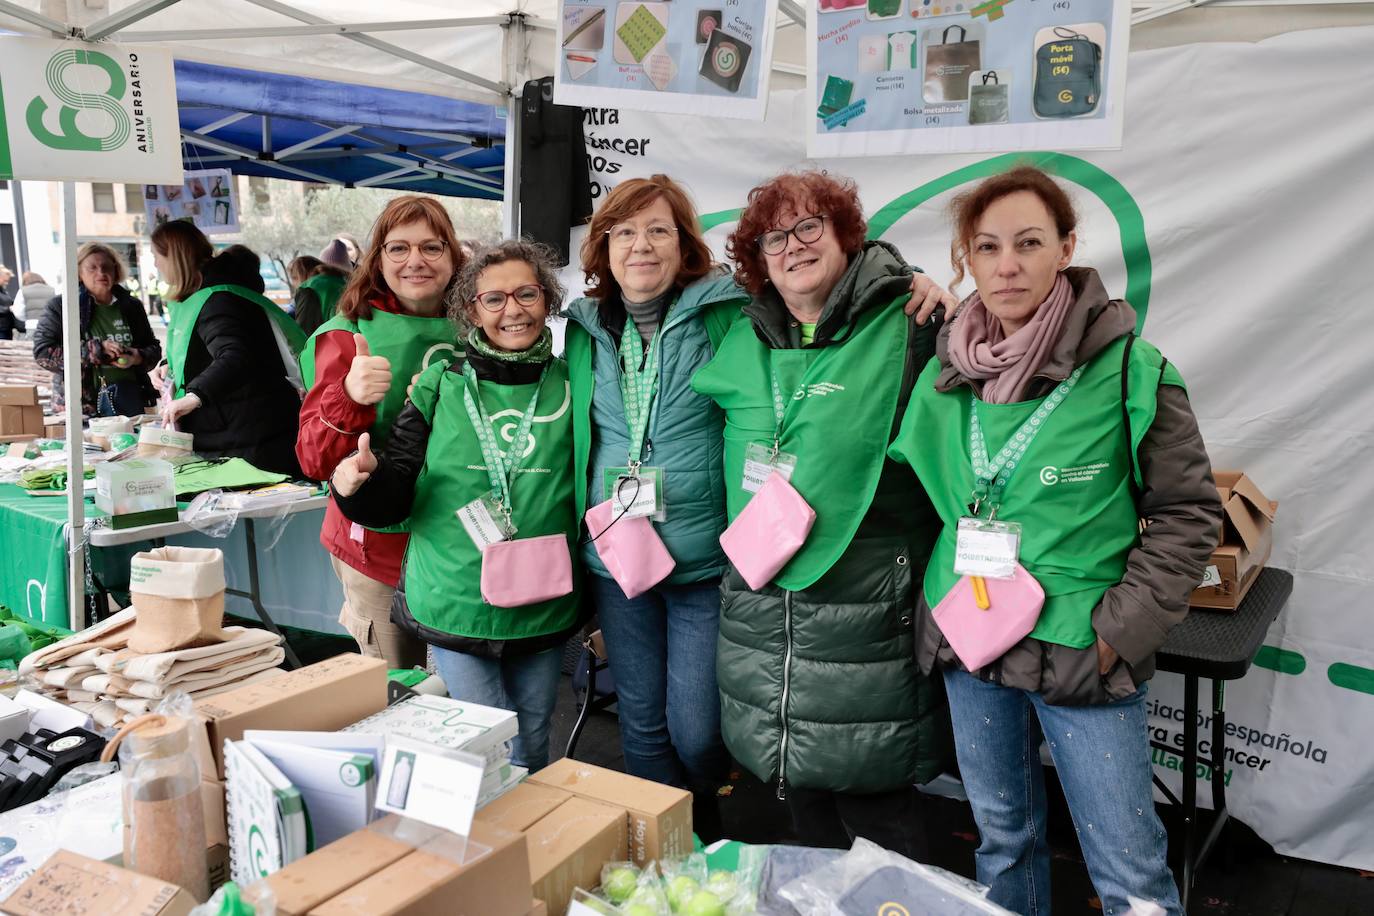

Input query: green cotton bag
[1033,29,1102,118]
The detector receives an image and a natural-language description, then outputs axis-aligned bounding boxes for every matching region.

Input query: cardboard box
[42,415,65,438]
[95,457,177,528]
[207,844,230,894]
[1190,471,1277,611]
[529,759,691,866]
[194,654,388,780]
[202,779,228,848]
[0,385,38,407]
[0,404,43,441]
[266,820,416,916]
[477,782,573,834]
[311,819,532,916]
[529,900,547,916]
[526,797,627,916]
[1,850,197,916]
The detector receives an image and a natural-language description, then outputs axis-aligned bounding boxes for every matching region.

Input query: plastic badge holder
[932,564,1045,672]
[719,472,816,591]
[585,498,676,599]
[369,739,490,869]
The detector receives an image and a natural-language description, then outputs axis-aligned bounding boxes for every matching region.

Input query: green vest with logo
[300,274,347,324]
[167,284,307,398]
[691,296,910,591]
[401,357,580,641]
[889,335,1183,649]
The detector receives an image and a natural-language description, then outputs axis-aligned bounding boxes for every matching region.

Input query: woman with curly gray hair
[333,238,581,770]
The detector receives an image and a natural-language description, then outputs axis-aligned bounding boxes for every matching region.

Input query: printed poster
[0,36,181,183]
[553,1,778,120]
[144,169,239,235]
[809,0,1129,156]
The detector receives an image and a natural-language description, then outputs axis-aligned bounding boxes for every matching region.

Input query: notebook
[224,739,309,886]
[245,735,379,849]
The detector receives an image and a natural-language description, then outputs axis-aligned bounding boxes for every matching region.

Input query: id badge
[602,466,666,521]
[456,491,517,550]
[953,517,1022,580]
[741,442,798,494]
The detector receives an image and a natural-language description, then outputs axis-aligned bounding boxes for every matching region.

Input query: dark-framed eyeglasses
[474,284,545,312]
[756,215,828,256]
[606,223,679,248]
[382,239,450,263]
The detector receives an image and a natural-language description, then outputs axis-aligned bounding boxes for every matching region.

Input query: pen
[971,575,990,610]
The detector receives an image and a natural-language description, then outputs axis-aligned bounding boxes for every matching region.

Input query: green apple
[604,866,639,904]
[683,890,726,916]
[704,870,738,899]
[665,875,700,912]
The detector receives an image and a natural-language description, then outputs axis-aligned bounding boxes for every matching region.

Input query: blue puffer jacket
[566,272,745,584]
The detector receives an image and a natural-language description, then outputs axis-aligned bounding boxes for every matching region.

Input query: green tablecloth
[0,484,85,627]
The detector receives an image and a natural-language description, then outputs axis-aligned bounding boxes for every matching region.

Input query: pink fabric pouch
[932,564,1046,672]
[585,498,677,599]
[719,472,817,591]
[480,534,574,608]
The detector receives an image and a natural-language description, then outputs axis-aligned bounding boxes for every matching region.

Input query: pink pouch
[719,472,817,591]
[585,499,676,599]
[932,564,1046,672]
[480,534,574,608]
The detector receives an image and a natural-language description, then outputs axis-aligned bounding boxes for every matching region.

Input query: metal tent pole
[60,182,86,632]
[501,15,526,240]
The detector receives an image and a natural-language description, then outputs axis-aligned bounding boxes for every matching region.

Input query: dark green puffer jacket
[707,242,951,796]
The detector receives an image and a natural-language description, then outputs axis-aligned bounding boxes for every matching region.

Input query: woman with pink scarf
[890,165,1222,916]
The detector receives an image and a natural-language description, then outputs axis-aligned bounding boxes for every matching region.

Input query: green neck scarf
[466,326,553,364]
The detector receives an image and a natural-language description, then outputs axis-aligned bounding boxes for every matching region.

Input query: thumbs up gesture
[332,432,378,498]
[343,333,392,406]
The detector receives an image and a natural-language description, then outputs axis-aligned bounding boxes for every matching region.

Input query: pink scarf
[948,273,1075,404]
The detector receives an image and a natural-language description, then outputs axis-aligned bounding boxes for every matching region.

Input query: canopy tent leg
[502,14,527,240]
[61,181,87,633]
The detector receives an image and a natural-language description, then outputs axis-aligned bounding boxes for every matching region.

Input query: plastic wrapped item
[757,846,844,915]
[188,880,277,916]
[777,838,1014,916]
[50,760,119,794]
[601,861,644,906]
[572,887,625,915]
[183,489,240,538]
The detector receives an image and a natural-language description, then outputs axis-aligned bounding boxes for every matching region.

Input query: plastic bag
[183,490,240,538]
[188,880,277,916]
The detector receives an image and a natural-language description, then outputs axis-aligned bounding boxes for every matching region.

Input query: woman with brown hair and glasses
[297,195,466,670]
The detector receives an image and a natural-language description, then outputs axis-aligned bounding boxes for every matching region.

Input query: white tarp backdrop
[558,25,1374,871]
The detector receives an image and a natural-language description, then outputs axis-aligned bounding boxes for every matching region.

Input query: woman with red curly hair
[692,170,950,856]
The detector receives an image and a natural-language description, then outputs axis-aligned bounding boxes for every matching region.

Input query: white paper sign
[375,738,485,838]
[0,36,182,183]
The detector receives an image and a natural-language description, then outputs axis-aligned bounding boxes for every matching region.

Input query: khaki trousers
[330,555,427,670]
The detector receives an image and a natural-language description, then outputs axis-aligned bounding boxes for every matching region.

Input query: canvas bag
[932,564,1045,672]
[480,534,574,608]
[585,498,676,599]
[968,70,1010,124]
[127,546,229,654]
[719,472,817,591]
[923,25,980,102]
[1033,28,1102,118]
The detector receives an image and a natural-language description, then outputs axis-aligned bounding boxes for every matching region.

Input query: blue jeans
[589,574,729,789]
[431,646,563,771]
[942,669,1181,916]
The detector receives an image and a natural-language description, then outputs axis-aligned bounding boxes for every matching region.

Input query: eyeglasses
[756,215,828,256]
[606,223,679,248]
[382,239,449,263]
[474,284,545,312]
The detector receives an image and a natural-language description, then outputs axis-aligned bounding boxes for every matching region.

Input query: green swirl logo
[26,50,131,152]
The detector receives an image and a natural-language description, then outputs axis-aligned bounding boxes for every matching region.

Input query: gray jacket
[917,267,1223,705]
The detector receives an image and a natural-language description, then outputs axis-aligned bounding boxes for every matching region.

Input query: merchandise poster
[143,168,239,235]
[809,0,1128,156]
[554,0,778,120]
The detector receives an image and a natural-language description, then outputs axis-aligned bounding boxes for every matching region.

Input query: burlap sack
[128,546,228,654]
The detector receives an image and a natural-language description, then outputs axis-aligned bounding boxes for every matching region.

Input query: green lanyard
[461,362,549,520]
[768,367,789,456]
[618,313,667,471]
[967,365,1085,515]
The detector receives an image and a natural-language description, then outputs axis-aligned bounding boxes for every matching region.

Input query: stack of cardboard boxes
[1189,470,1278,611]
[0,386,43,445]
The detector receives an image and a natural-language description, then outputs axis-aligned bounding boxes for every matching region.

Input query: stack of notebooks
[224,731,383,888]
[345,696,524,806]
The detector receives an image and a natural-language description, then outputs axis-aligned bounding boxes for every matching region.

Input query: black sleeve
[332,400,433,528]
[293,288,323,337]
[31,297,65,372]
[123,297,161,368]
[184,293,259,403]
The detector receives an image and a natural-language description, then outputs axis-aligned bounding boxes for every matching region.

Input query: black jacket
[292,286,324,338]
[176,249,302,476]
[32,285,160,415]
[0,302,21,340]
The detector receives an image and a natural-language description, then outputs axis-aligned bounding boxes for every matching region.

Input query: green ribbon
[967,365,1084,513]
[460,362,548,520]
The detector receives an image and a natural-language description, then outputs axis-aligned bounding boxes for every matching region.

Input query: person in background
[14,272,55,338]
[32,244,160,416]
[336,233,363,266]
[889,165,1221,916]
[331,240,581,771]
[0,267,20,340]
[691,169,949,858]
[151,223,306,474]
[297,196,465,671]
[289,255,349,336]
[322,234,362,271]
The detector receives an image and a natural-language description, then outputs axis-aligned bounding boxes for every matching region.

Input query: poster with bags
[808,0,1127,157]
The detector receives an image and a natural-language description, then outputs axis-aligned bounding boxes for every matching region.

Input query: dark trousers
[787,785,929,862]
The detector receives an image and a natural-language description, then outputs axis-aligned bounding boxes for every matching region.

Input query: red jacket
[296,298,407,587]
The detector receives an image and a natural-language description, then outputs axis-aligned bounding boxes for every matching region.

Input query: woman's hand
[904,273,959,325]
[331,432,377,497]
[1096,636,1120,675]
[162,393,201,427]
[149,362,168,389]
[343,333,392,405]
[406,371,422,400]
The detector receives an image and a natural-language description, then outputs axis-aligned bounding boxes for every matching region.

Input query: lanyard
[767,367,789,456]
[967,365,1085,515]
[461,362,548,520]
[618,312,668,470]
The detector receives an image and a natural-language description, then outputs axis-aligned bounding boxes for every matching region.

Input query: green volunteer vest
[166,284,307,398]
[401,357,579,641]
[889,335,1184,649]
[691,296,909,591]
[299,274,347,324]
